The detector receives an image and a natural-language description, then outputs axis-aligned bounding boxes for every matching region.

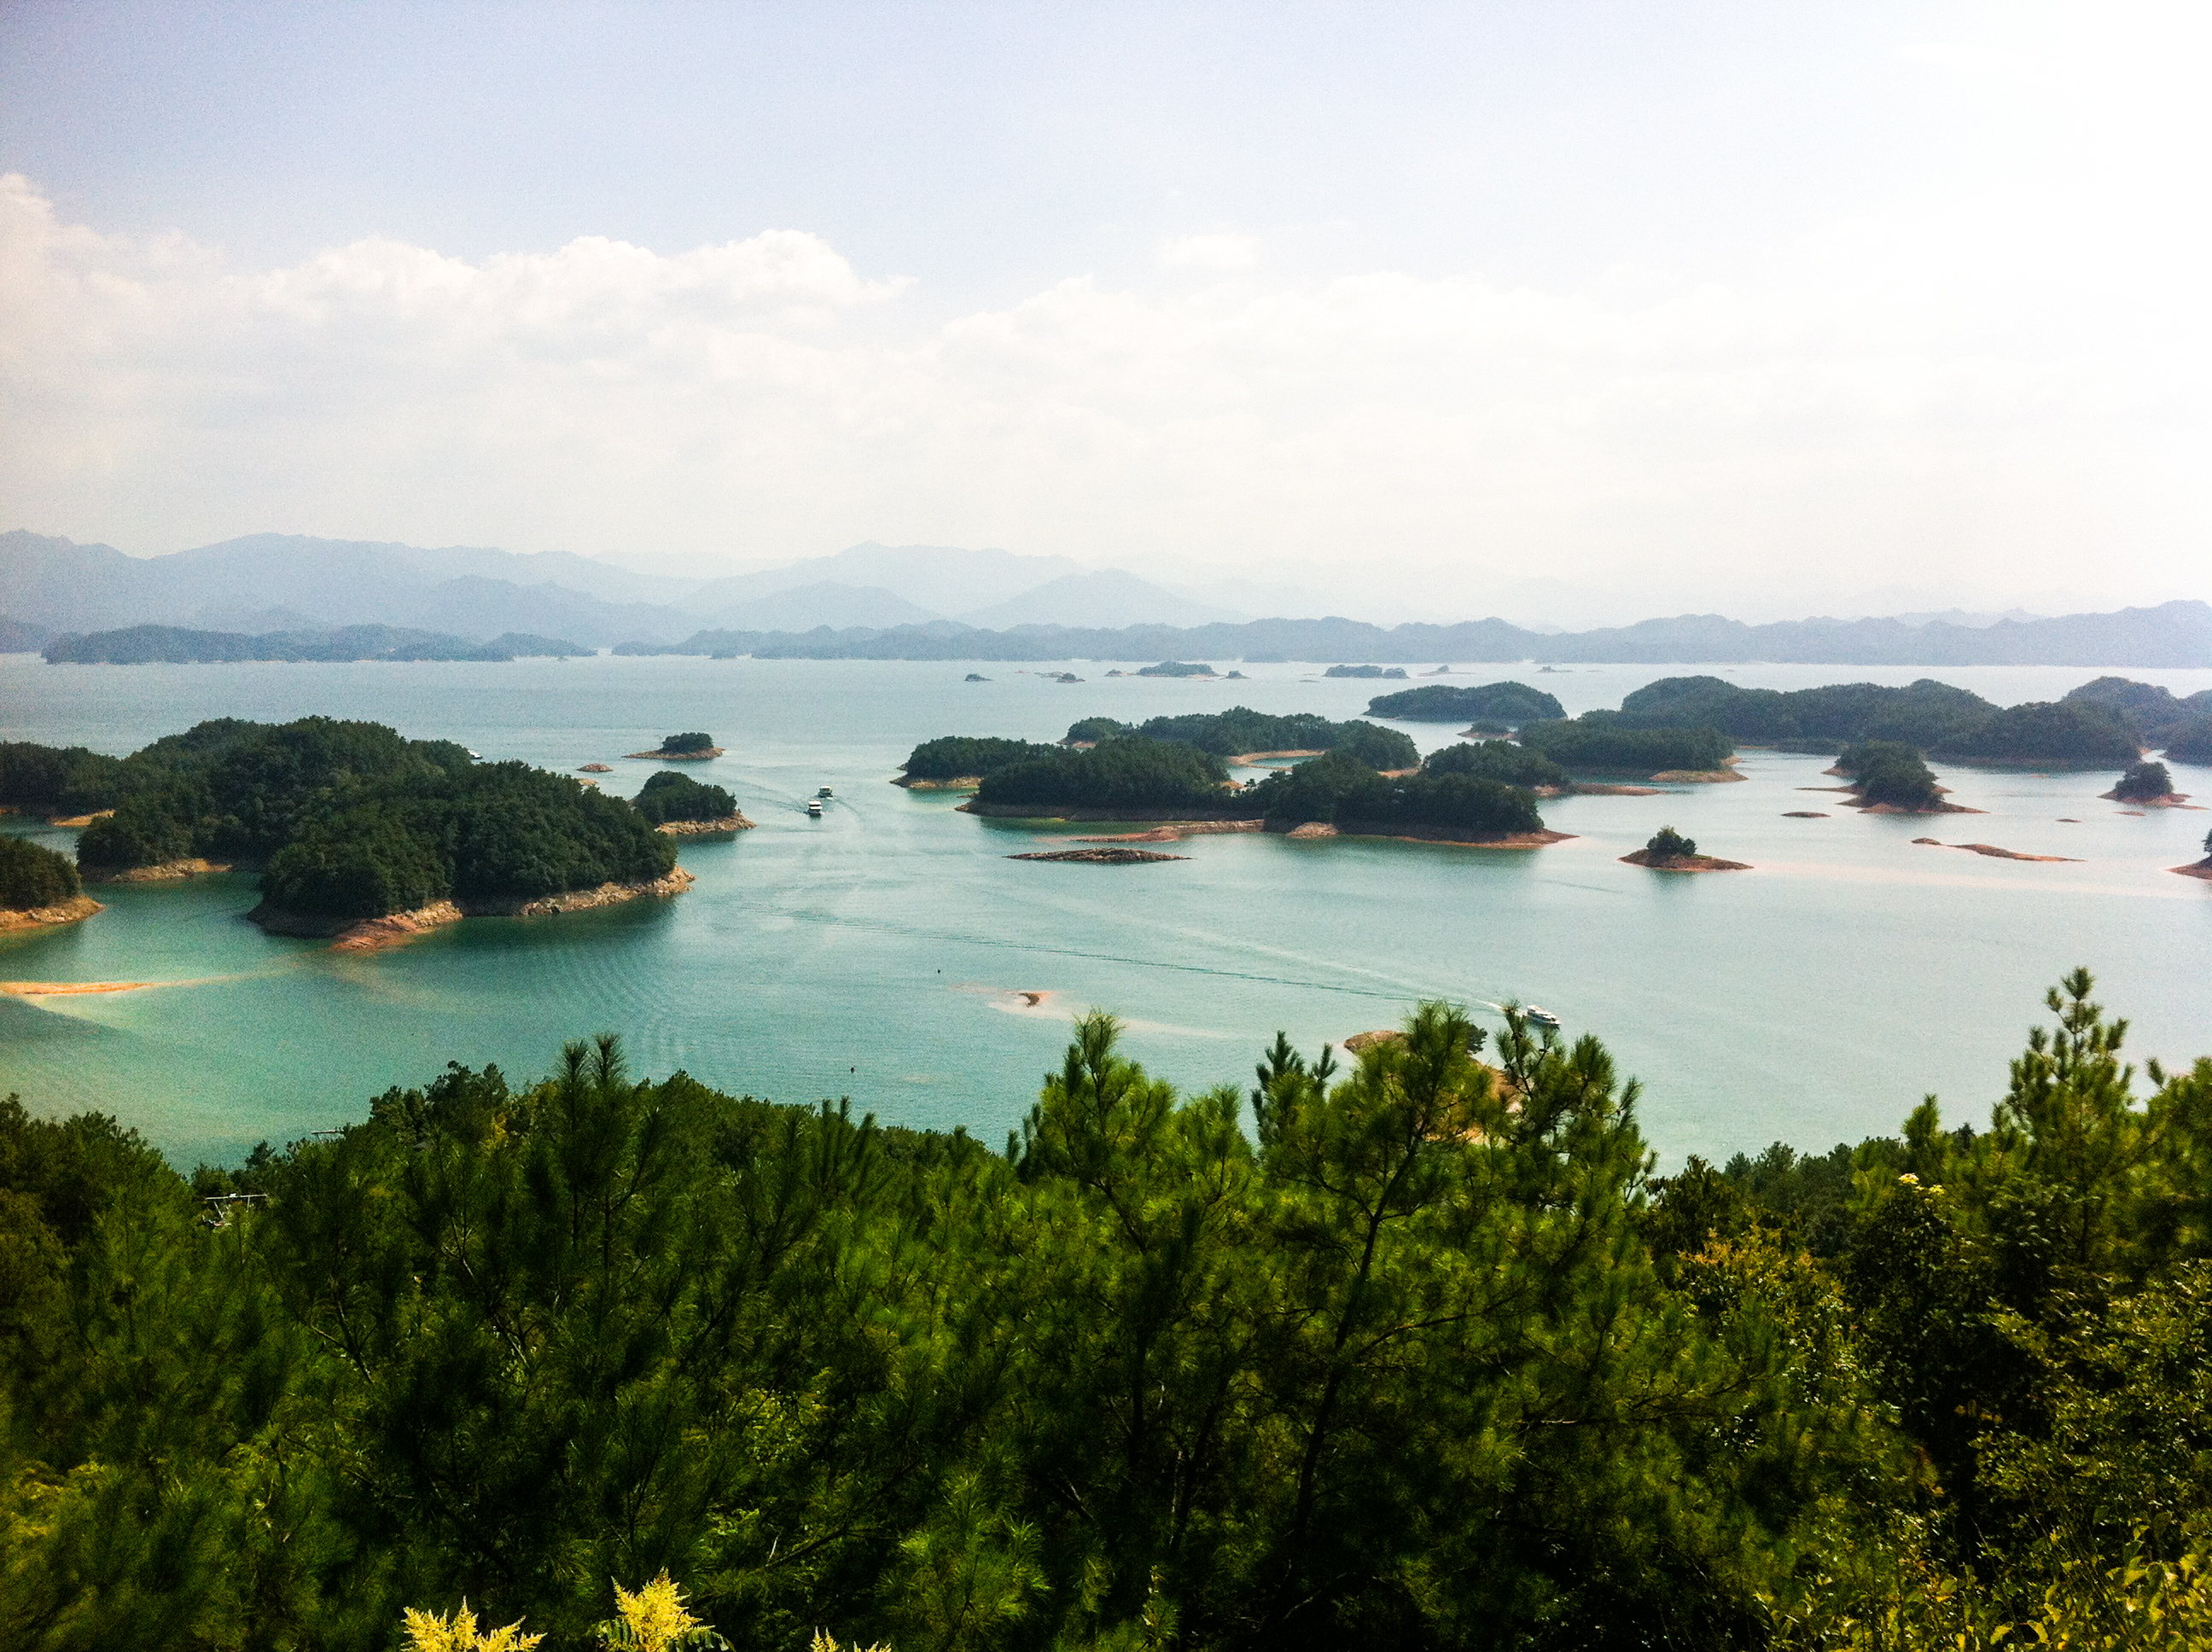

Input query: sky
[2,0,2208,625]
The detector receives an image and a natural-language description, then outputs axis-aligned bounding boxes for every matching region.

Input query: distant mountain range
[4,528,2207,666]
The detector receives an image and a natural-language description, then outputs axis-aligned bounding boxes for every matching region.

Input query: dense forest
[1362,682,1566,723]
[0,835,82,910]
[972,737,1248,814]
[1099,709,1417,770]
[1417,738,1572,790]
[1250,748,1546,836]
[631,771,741,824]
[901,737,1065,782]
[1321,664,1406,679]
[1516,715,1736,777]
[1832,742,1944,810]
[1617,675,2187,766]
[0,719,676,922]
[3,973,2208,1649]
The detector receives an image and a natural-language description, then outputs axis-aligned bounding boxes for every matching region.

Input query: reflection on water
[2,653,2208,1167]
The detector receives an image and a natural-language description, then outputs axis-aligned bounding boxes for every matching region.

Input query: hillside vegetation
[5,975,2210,1648]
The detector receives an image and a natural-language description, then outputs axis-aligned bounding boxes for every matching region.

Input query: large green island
[3,717,692,949]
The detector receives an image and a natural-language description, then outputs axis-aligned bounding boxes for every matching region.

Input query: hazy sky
[3,1,2207,621]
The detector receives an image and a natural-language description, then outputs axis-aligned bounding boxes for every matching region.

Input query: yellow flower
[401,1600,544,1652]
[613,1569,702,1652]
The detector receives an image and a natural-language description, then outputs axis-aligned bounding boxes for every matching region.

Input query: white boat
[806,800,824,818]
[817,787,834,798]
[1524,1006,1560,1028]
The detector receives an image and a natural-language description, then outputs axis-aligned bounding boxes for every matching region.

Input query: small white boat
[1524,1006,1560,1028]
[806,800,824,818]
[817,787,834,798]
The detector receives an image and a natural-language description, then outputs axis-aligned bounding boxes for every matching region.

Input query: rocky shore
[0,894,105,932]
[623,747,725,760]
[83,858,233,882]
[248,869,696,952]
[1280,822,1575,849]
[1008,847,1189,864]
[1620,850,1750,872]
[893,775,983,789]
[655,814,755,835]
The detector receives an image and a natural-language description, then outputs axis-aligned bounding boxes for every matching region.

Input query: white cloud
[1156,232,1258,272]
[0,172,2204,618]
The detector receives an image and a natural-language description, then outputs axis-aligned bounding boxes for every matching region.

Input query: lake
[4,653,2209,1168]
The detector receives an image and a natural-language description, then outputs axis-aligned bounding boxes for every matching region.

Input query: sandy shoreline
[893,775,983,789]
[1620,850,1750,872]
[1,976,153,996]
[248,868,697,952]
[1288,822,1575,849]
[0,895,105,931]
[84,857,234,882]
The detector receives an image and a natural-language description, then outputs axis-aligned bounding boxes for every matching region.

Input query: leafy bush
[1935,701,2139,765]
[632,771,738,824]
[657,732,716,754]
[1422,739,1570,788]
[1517,717,1732,775]
[0,835,82,908]
[1364,681,1566,723]
[1644,826,1697,861]
[2111,760,2174,802]
[975,737,1240,812]
[900,736,1062,781]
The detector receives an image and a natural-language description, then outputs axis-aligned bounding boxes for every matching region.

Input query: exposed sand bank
[1912,840,2081,864]
[1650,768,1747,784]
[958,802,1262,823]
[1278,822,1575,849]
[1620,850,1750,872]
[1074,821,1266,842]
[1008,847,1190,864]
[1782,811,1829,818]
[0,894,105,931]
[1,976,152,996]
[48,810,114,829]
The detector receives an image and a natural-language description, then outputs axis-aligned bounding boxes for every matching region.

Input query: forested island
[1323,663,1406,678]
[0,834,100,928]
[5,972,2209,1647]
[1516,714,1738,779]
[900,709,1419,793]
[1,718,688,944]
[42,623,590,664]
[1363,680,1566,723]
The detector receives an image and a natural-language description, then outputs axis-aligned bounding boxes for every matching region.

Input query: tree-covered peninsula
[7,973,2210,1648]
[1362,680,1566,723]
[1615,674,1998,750]
[899,736,1065,783]
[9,718,680,931]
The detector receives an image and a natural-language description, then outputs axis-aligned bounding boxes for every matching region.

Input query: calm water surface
[4,654,2209,1166]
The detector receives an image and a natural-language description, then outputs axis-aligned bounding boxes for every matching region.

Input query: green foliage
[2110,760,2173,802]
[2063,675,2212,747]
[632,771,738,824]
[901,736,1062,780]
[1420,737,1569,788]
[1321,663,1405,678]
[0,835,82,908]
[1252,748,1546,835]
[1362,680,1566,723]
[1061,718,1130,745]
[0,742,129,817]
[657,733,716,754]
[975,736,1242,813]
[1133,660,1214,677]
[6,974,2211,1648]
[1126,707,1418,768]
[1836,741,1943,809]
[1618,676,1996,748]
[1934,700,2140,766]
[1644,825,1697,860]
[2163,714,2212,765]
[1518,714,1733,775]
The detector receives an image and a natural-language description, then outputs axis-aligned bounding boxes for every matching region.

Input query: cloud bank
[1,172,2202,620]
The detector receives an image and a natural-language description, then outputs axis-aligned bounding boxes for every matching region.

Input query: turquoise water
[4,654,2209,1167]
